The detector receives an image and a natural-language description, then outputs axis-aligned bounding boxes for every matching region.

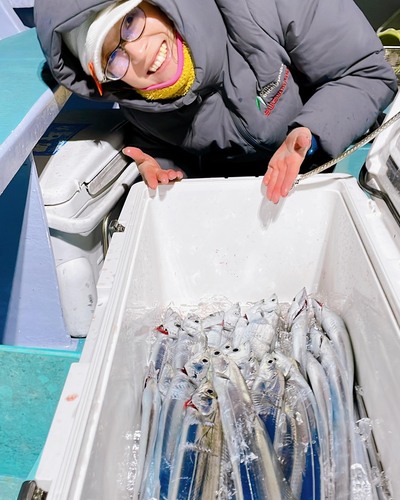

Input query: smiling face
[102,1,178,90]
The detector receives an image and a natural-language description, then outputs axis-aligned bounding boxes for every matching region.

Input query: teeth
[148,42,167,73]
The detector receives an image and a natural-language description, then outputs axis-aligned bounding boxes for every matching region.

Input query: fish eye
[206,389,214,394]
[225,344,231,349]
[268,359,274,364]
[194,319,200,323]
[214,350,221,356]
[202,358,209,363]
[175,322,181,327]
[232,348,239,352]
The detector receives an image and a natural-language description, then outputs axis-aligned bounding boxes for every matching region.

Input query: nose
[123,37,148,65]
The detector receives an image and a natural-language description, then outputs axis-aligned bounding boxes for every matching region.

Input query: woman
[34,0,397,203]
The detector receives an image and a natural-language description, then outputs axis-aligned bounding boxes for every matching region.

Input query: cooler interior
[40,176,400,499]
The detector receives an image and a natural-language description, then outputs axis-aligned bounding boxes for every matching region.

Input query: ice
[351,463,373,500]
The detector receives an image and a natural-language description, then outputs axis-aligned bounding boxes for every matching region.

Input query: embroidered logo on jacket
[257,64,290,116]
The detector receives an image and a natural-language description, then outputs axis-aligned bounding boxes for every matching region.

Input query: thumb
[122,146,147,165]
[295,134,311,150]
[294,134,312,154]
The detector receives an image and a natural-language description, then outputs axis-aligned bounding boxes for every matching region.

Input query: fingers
[122,146,148,165]
[263,128,313,203]
[145,169,160,190]
[156,169,184,185]
[122,147,183,190]
[265,164,285,204]
[264,158,301,203]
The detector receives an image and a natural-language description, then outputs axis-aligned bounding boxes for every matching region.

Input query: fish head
[254,353,284,392]
[220,340,233,356]
[184,351,211,383]
[287,287,308,328]
[272,350,294,378]
[227,341,251,364]
[311,298,323,324]
[143,360,158,387]
[209,347,230,374]
[245,299,265,322]
[162,307,183,338]
[182,314,203,336]
[202,310,225,329]
[190,380,218,416]
[259,352,280,378]
[223,303,242,330]
[262,293,280,314]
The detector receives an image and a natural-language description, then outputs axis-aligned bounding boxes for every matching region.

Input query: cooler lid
[34,109,129,206]
[361,90,400,223]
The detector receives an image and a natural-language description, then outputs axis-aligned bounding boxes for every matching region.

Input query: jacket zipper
[230,111,272,153]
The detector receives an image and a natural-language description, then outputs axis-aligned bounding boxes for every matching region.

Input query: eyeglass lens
[105,7,146,80]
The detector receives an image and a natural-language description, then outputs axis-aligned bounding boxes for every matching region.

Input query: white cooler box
[30,97,400,499]
[34,109,139,338]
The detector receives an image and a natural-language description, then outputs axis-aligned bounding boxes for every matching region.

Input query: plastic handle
[45,163,140,234]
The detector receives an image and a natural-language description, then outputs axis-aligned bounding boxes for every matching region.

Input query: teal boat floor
[0,476,24,499]
[0,346,80,499]
[333,144,371,178]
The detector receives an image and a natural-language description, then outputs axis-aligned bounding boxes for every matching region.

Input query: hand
[263,127,312,203]
[123,147,184,190]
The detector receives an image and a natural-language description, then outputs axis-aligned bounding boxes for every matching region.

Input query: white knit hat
[62,0,141,83]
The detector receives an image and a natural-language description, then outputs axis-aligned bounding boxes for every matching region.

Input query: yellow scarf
[136,43,195,101]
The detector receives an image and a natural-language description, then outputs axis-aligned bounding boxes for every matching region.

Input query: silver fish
[312,299,354,395]
[210,350,294,500]
[182,313,203,336]
[251,353,285,444]
[168,381,223,500]
[245,299,265,323]
[351,405,378,500]
[227,341,251,366]
[287,288,309,378]
[223,303,242,332]
[319,335,352,500]
[158,361,175,399]
[245,354,260,390]
[232,316,249,347]
[227,341,253,383]
[134,361,162,500]
[141,371,196,500]
[308,326,324,358]
[244,316,277,361]
[261,293,281,316]
[245,294,280,325]
[306,351,334,499]
[173,327,207,370]
[219,340,234,356]
[217,438,237,500]
[205,323,224,348]
[150,329,176,381]
[163,307,183,338]
[184,351,211,386]
[274,350,322,500]
[202,310,225,330]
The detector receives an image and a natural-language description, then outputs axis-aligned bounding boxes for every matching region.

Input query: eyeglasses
[103,7,146,81]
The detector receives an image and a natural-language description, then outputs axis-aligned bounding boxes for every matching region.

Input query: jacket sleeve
[275,0,398,157]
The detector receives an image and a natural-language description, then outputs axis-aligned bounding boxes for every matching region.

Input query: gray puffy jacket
[34,0,397,165]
